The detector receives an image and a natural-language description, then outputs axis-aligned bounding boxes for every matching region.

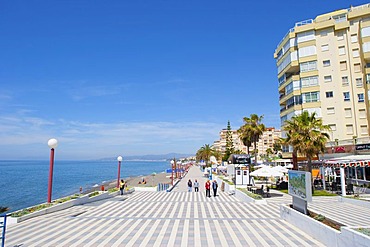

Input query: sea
[0,160,169,212]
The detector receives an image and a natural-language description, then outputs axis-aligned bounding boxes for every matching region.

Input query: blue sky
[0,0,368,159]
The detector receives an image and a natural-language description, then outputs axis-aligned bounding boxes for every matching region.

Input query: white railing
[295,19,313,27]
[349,3,370,12]
[276,28,295,51]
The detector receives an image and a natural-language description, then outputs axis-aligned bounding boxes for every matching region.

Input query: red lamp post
[47,138,58,203]
[171,159,175,186]
[117,156,123,188]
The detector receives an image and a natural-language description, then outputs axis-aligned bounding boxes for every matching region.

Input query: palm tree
[196,144,216,167]
[283,111,331,174]
[239,114,266,166]
[238,124,252,154]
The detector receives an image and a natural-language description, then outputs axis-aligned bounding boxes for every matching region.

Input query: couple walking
[187,179,199,192]
[205,180,218,197]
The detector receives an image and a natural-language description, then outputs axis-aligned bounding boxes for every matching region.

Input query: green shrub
[357,228,370,236]
[108,187,119,193]
[88,191,100,197]
[314,214,325,222]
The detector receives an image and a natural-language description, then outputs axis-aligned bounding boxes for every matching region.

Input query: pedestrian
[205,180,211,197]
[188,179,193,192]
[120,179,125,195]
[194,179,199,192]
[212,180,218,197]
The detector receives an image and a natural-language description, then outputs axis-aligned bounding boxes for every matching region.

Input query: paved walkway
[5,166,326,246]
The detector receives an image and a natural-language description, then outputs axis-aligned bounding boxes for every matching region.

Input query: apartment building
[275,4,370,154]
[213,128,281,157]
[256,127,281,155]
[213,129,247,154]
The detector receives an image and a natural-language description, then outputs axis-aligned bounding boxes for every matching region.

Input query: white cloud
[0,115,222,159]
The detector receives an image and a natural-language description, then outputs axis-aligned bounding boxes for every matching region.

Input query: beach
[86,172,172,193]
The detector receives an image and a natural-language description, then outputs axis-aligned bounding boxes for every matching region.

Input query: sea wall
[8,188,135,224]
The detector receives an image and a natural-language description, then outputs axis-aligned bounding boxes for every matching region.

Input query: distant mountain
[99,153,194,161]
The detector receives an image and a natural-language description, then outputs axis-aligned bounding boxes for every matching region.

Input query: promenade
[5,166,326,246]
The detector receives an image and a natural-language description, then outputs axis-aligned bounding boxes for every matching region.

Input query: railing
[295,19,313,27]
[0,214,6,247]
[349,3,370,12]
[276,28,295,51]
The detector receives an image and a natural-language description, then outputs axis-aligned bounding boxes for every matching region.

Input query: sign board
[356,143,370,151]
[288,170,312,202]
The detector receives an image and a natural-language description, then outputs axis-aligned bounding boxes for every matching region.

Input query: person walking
[120,179,125,195]
[212,180,218,197]
[194,179,199,192]
[187,179,193,192]
[205,180,211,197]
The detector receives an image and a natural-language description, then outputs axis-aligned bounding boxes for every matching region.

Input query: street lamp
[171,159,176,186]
[47,138,58,203]
[117,156,123,188]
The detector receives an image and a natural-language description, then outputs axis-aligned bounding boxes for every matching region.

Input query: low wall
[8,188,135,224]
[338,227,370,247]
[280,204,370,247]
[280,204,338,247]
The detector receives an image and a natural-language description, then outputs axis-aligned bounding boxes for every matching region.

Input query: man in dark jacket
[212,180,218,197]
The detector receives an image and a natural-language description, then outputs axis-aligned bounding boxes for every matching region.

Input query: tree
[223,121,235,161]
[196,144,216,167]
[238,124,252,154]
[282,111,331,174]
[273,141,282,154]
[239,114,266,166]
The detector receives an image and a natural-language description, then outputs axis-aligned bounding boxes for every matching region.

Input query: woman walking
[205,180,211,197]
[120,179,126,195]
[187,179,193,192]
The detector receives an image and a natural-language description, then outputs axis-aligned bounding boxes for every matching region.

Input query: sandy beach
[84,172,172,194]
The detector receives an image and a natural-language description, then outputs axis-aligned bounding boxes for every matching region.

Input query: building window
[354,63,361,72]
[361,26,370,38]
[324,75,332,82]
[301,76,319,87]
[353,48,360,58]
[356,78,363,87]
[326,91,333,98]
[343,92,350,101]
[351,34,358,43]
[285,82,293,94]
[337,32,344,40]
[361,125,368,135]
[339,46,346,55]
[328,124,336,131]
[340,61,347,70]
[300,61,317,72]
[321,30,328,36]
[358,93,365,102]
[346,124,354,135]
[366,74,370,84]
[327,107,335,114]
[323,60,331,67]
[345,108,352,118]
[359,109,366,118]
[321,44,329,51]
[342,76,349,86]
[298,45,316,57]
[303,92,319,103]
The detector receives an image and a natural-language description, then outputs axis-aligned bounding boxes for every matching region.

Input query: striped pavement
[5,167,325,247]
